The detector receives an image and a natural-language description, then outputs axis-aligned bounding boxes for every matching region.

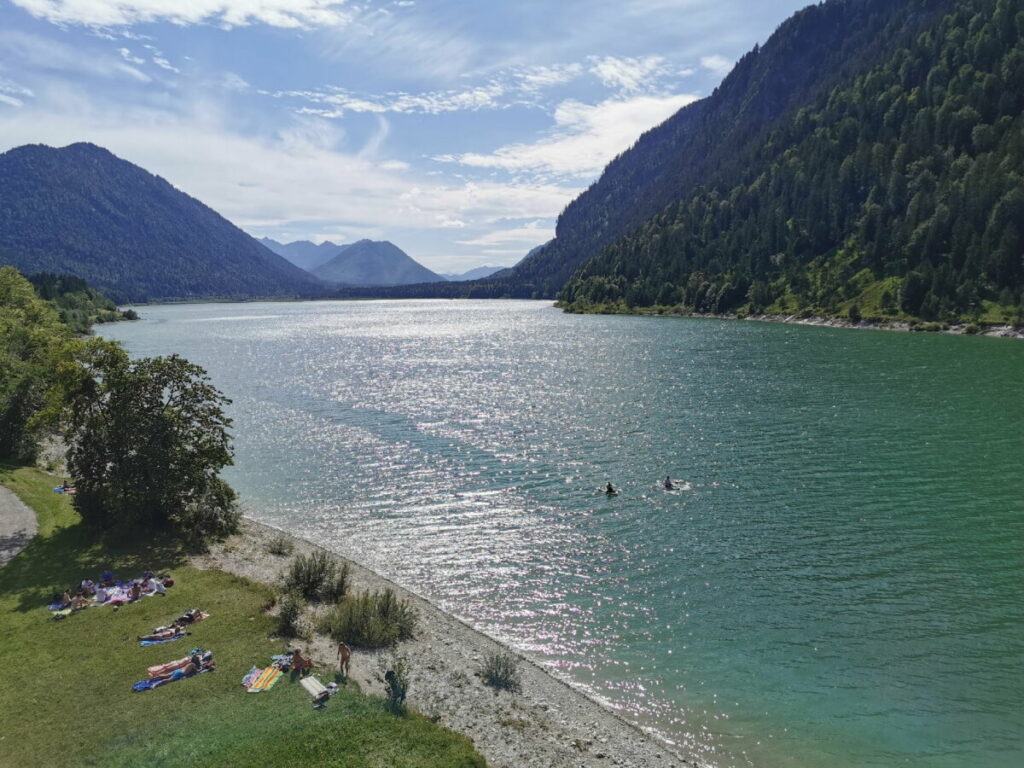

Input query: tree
[55,341,239,543]
[0,266,75,461]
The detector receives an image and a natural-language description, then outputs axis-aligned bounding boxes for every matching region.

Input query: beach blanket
[48,602,68,611]
[244,667,284,693]
[241,666,261,687]
[139,633,187,647]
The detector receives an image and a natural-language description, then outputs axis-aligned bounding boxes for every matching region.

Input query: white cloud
[589,55,668,93]
[512,63,584,92]
[457,221,552,247]
[9,0,355,29]
[117,47,145,65]
[152,56,179,73]
[284,82,507,116]
[220,72,250,91]
[0,77,34,108]
[0,91,575,238]
[436,92,697,178]
[0,30,150,82]
[700,54,733,77]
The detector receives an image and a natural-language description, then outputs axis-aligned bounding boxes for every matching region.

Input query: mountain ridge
[312,239,446,286]
[0,143,322,302]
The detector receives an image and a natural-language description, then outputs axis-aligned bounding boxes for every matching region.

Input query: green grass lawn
[0,466,484,768]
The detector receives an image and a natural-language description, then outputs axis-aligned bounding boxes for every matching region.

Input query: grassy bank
[0,466,484,768]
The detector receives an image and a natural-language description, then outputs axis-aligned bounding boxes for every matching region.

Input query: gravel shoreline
[192,518,694,768]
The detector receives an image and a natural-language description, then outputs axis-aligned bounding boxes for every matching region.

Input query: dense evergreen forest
[0,143,321,303]
[558,0,1024,323]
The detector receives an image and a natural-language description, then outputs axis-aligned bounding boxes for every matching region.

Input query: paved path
[0,485,37,566]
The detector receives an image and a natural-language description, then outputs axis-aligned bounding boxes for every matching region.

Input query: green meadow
[0,466,484,768]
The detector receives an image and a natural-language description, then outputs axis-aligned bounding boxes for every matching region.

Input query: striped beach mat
[246,667,283,692]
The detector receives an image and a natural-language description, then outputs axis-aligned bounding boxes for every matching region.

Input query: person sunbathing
[146,656,194,678]
[69,592,91,611]
[138,626,187,642]
[129,582,142,601]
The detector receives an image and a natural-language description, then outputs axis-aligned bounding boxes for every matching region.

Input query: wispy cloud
[435,93,698,179]
[152,56,179,73]
[588,55,669,94]
[700,54,733,78]
[0,77,34,108]
[8,0,356,29]
[286,83,507,117]
[0,30,150,82]
[117,47,144,65]
[457,220,553,247]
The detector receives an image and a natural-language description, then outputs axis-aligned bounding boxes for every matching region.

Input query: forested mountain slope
[0,143,323,302]
[559,0,1024,323]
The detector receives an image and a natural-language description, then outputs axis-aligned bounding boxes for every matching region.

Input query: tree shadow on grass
[0,521,187,612]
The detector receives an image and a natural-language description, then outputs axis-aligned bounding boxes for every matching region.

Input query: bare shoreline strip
[193,517,696,768]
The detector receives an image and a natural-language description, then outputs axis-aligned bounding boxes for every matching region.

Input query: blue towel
[139,633,186,647]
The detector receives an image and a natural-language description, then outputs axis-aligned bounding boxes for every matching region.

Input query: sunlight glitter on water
[102,300,1024,768]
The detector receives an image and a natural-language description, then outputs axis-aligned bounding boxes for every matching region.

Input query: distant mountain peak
[311,240,445,287]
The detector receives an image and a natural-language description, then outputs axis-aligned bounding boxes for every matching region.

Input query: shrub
[318,588,417,649]
[276,592,304,637]
[285,551,342,602]
[377,651,410,713]
[266,534,294,557]
[322,562,350,603]
[480,651,522,693]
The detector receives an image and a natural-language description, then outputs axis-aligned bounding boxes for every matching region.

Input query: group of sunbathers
[52,569,175,613]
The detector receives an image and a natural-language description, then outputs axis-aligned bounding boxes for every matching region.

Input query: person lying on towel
[139,626,188,642]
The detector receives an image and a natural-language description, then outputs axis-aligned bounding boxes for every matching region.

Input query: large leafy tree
[0,266,75,461]
[56,341,239,543]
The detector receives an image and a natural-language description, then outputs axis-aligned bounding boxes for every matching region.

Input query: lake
[101,299,1024,767]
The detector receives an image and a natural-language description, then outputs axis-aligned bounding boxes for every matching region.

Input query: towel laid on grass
[244,667,283,693]
[139,633,187,647]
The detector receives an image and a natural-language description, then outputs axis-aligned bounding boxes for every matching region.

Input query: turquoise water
[101,300,1024,767]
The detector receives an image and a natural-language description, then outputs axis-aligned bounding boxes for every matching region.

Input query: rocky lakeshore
[192,519,693,768]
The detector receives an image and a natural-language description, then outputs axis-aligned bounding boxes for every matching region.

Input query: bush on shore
[284,551,349,602]
[480,651,522,693]
[317,588,417,649]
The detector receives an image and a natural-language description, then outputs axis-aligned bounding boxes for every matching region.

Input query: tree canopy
[1,266,239,545]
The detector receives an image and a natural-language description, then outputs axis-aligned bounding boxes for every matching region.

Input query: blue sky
[0,0,810,273]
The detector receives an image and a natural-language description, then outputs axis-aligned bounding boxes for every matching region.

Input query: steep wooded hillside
[0,143,323,302]
[559,0,1024,323]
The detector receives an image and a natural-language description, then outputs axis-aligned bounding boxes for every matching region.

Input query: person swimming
[605,482,616,494]
[664,476,675,489]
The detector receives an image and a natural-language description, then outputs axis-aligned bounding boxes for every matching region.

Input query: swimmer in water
[664,476,674,489]
[605,482,616,494]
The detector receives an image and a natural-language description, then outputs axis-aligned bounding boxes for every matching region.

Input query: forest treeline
[558,0,1024,323]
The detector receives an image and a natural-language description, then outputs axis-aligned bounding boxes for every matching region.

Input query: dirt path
[0,485,37,566]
